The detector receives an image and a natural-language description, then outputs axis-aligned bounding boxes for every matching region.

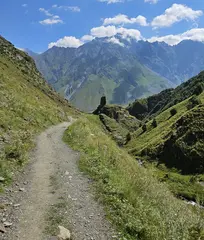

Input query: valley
[31,38,204,112]
[0,35,203,240]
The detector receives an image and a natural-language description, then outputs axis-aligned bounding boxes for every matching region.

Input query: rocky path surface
[0,121,118,240]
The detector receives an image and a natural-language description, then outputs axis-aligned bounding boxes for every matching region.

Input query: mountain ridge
[30,37,204,111]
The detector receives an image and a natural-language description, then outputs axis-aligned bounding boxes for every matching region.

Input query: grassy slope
[126,92,204,205]
[64,115,204,240]
[0,42,78,188]
[127,92,204,155]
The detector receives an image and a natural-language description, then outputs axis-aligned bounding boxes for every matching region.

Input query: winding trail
[1,121,117,240]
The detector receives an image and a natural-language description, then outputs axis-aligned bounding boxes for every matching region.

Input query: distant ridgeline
[32,38,204,112]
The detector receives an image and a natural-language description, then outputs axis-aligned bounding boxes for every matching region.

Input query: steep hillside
[64,115,204,240]
[131,40,204,85]
[34,38,172,112]
[0,36,77,186]
[127,71,204,120]
[127,84,204,173]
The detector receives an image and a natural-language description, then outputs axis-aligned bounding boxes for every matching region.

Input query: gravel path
[0,121,118,240]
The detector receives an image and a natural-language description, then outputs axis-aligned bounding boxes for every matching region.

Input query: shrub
[194,84,203,96]
[142,124,147,132]
[187,96,201,110]
[100,95,106,107]
[126,132,131,142]
[170,108,177,117]
[152,118,157,128]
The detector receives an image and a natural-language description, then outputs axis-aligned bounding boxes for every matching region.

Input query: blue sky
[0,0,204,52]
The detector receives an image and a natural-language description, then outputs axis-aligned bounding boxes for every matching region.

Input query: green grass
[125,92,204,205]
[63,115,204,240]
[0,50,77,190]
[146,163,204,206]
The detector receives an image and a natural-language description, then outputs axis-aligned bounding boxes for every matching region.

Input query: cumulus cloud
[103,14,148,26]
[144,0,158,4]
[107,37,124,46]
[91,25,117,38]
[22,4,27,7]
[151,4,203,28]
[90,25,142,41]
[81,35,95,42]
[148,28,204,45]
[98,0,124,4]
[48,36,84,48]
[52,5,81,12]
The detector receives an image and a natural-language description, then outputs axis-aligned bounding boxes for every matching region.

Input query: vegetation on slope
[0,36,77,189]
[127,92,204,173]
[64,115,204,240]
[127,71,204,120]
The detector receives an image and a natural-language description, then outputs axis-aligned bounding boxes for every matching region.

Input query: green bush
[170,108,177,116]
[187,96,201,110]
[142,124,147,132]
[152,118,157,128]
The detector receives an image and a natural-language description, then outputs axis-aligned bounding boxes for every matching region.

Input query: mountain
[34,38,173,112]
[32,38,204,112]
[0,36,77,184]
[129,39,204,85]
[24,48,39,58]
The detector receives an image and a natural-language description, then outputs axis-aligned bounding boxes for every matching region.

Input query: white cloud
[22,4,27,7]
[81,35,95,42]
[107,37,124,46]
[103,14,148,26]
[39,7,63,25]
[90,25,142,41]
[117,27,142,40]
[40,18,63,25]
[148,28,204,45]
[48,36,83,48]
[144,0,158,4]
[151,4,203,28]
[52,5,81,12]
[91,25,117,38]
[39,8,53,17]
[98,0,124,4]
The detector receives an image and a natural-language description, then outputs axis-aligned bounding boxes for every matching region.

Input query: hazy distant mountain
[130,40,204,85]
[33,38,172,111]
[32,37,204,111]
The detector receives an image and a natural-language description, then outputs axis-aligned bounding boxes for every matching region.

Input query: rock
[0,177,5,182]
[65,171,69,176]
[57,226,71,240]
[13,204,21,207]
[0,224,6,233]
[19,187,25,192]
[3,221,12,227]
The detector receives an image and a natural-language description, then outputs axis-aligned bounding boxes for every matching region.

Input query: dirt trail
[1,121,117,240]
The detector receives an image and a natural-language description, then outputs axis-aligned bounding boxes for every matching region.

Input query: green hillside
[127,71,204,120]
[64,115,204,240]
[127,84,204,174]
[0,36,77,188]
